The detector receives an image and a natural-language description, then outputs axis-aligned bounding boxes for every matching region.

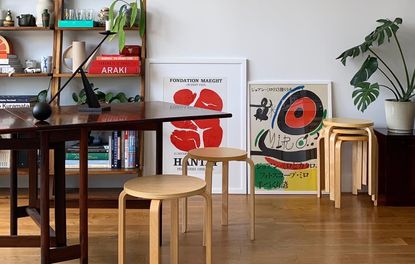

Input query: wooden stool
[118,175,212,264]
[318,118,378,208]
[181,147,256,240]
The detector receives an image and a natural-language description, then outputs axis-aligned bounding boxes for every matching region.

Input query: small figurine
[3,10,14,27]
[98,7,109,26]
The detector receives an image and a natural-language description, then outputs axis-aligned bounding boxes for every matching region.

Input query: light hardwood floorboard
[0,195,414,263]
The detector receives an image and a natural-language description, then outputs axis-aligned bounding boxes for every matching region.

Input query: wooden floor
[0,194,415,263]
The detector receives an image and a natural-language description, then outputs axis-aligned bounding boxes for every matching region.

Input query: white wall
[145,0,415,191]
[1,0,414,191]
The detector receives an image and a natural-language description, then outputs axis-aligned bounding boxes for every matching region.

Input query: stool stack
[317,118,378,208]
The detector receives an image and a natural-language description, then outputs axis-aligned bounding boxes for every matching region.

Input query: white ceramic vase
[36,0,54,27]
[384,99,415,133]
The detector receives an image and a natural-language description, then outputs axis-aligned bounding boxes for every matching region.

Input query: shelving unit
[0,0,147,204]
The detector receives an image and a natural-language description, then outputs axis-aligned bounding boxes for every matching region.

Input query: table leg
[54,142,67,247]
[10,135,18,236]
[28,149,38,208]
[80,128,89,263]
[155,124,163,244]
[40,132,50,264]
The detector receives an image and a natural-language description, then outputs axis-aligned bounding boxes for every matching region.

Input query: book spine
[116,131,121,168]
[135,131,139,168]
[112,131,118,168]
[0,102,30,109]
[65,152,109,160]
[108,134,112,169]
[124,130,129,168]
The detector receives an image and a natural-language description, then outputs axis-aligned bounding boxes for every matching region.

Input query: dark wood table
[0,101,231,263]
[375,128,415,206]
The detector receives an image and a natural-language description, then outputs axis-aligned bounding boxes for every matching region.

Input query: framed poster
[248,81,332,194]
[145,58,247,194]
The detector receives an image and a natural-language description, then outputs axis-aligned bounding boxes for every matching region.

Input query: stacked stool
[118,175,212,264]
[181,147,256,240]
[317,118,378,208]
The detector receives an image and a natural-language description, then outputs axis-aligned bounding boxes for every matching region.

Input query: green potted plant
[108,0,145,51]
[337,17,415,133]
[72,84,142,104]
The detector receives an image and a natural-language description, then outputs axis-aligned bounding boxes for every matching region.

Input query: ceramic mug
[62,41,97,72]
[40,56,52,73]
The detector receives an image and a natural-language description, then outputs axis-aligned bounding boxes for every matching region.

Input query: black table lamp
[32,31,115,121]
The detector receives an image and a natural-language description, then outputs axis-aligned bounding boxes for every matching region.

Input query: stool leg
[352,142,358,195]
[365,127,374,196]
[362,141,368,186]
[118,191,127,264]
[170,199,179,264]
[356,141,363,192]
[203,161,214,245]
[150,200,162,264]
[317,133,325,198]
[335,140,343,209]
[246,157,256,241]
[329,131,338,201]
[222,161,229,226]
[181,154,190,233]
[201,191,212,264]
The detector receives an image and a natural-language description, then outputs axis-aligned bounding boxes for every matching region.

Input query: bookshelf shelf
[0,73,52,78]
[0,26,53,31]
[56,26,139,31]
[0,168,139,176]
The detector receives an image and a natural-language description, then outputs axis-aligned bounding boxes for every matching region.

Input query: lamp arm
[48,32,111,104]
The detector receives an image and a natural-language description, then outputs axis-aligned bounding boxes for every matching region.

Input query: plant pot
[384,99,415,133]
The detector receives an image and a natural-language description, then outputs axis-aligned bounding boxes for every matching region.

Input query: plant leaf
[350,56,378,86]
[109,1,118,26]
[336,17,402,65]
[130,2,138,27]
[105,92,114,103]
[352,82,380,112]
[37,90,48,103]
[72,92,79,103]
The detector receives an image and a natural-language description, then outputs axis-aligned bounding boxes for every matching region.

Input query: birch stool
[181,147,256,240]
[118,175,212,264]
[317,118,378,208]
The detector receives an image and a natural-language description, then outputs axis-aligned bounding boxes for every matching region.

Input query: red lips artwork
[170,88,224,151]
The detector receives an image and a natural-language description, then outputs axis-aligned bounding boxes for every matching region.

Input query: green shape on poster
[255,163,284,190]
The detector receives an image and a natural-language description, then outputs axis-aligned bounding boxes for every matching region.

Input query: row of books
[64,131,139,169]
[0,54,23,74]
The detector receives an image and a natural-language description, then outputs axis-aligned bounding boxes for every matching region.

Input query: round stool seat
[188,147,247,161]
[331,128,368,135]
[124,175,206,200]
[323,118,374,128]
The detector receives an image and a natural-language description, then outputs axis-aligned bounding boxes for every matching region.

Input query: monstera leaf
[350,56,378,86]
[337,18,402,65]
[352,82,380,112]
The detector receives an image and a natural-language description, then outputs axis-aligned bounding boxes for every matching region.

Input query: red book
[89,59,140,67]
[96,55,140,61]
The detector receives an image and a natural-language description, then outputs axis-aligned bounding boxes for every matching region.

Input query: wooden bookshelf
[0,26,53,31]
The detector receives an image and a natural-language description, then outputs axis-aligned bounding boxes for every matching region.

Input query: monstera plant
[337,17,415,132]
[108,0,145,51]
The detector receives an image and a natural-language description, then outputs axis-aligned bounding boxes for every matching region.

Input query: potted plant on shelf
[108,0,145,51]
[337,17,415,133]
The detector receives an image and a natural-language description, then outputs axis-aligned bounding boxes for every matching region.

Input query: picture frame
[145,58,248,194]
[248,81,332,194]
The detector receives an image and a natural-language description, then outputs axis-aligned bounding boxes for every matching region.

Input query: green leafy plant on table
[72,84,142,104]
[108,0,146,51]
[337,17,415,112]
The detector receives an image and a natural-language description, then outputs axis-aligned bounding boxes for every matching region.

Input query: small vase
[384,99,415,133]
[42,9,50,27]
[36,0,54,27]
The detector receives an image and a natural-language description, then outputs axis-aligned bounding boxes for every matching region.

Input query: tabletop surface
[0,101,232,134]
